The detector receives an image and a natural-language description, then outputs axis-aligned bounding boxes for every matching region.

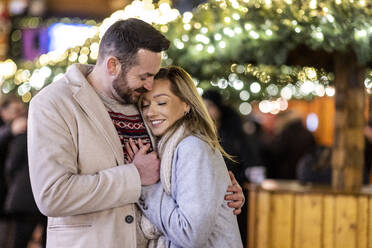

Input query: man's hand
[225,171,245,215]
[126,138,160,186]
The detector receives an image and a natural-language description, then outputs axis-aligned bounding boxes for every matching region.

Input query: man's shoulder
[31,77,71,106]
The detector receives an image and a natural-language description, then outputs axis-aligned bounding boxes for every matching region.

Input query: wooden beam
[332,52,366,191]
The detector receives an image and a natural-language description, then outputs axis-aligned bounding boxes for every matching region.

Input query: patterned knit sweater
[97,92,153,163]
[96,91,151,248]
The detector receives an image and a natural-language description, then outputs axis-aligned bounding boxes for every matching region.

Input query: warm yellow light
[90,51,98,60]
[99,0,179,38]
[245,23,252,30]
[69,52,78,62]
[15,70,24,83]
[183,12,193,23]
[160,25,168,33]
[194,23,202,29]
[305,67,317,80]
[159,3,171,14]
[39,54,49,66]
[219,41,226,48]
[196,44,204,51]
[309,0,317,9]
[90,42,99,53]
[184,24,191,30]
[264,0,272,6]
[207,46,215,54]
[22,92,32,103]
[0,60,17,79]
[78,54,89,64]
[81,47,90,55]
[21,70,31,82]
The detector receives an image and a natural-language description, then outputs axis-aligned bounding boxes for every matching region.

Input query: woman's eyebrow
[153,93,170,98]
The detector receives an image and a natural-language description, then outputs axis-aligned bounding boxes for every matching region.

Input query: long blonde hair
[149,66,233,161]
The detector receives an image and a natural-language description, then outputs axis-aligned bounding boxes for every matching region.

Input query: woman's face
[142,78,189,137]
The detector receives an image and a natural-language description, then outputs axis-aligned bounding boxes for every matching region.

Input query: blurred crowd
[202,90,372,246]
[0,94,46,248]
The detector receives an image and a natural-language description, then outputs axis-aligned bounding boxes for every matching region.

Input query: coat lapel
[65,64,124,165]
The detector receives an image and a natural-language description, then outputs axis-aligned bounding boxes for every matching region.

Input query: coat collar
[64,64,125,165]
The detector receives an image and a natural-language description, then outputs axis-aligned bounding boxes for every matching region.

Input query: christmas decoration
[0,0,371,110]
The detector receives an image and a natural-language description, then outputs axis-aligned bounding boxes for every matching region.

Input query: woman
[126,66,243,247]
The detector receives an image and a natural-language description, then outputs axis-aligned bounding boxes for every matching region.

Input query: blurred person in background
[297,118,372,185]
[363,118,372,182]
[263,110,317,179]
[202,89,263,247]
[4,107,47,248]
[0,94,27,247]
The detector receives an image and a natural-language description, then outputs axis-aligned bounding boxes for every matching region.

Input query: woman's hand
[225,171,245,215]
[125,138,146,163]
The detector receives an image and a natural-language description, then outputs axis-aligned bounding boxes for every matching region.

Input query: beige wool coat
[28,64,145,248]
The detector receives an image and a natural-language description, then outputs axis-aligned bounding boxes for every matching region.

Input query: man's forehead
[129,65,158,75]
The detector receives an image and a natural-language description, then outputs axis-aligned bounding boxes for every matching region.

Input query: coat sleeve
[28,94,141,217]
[139,137,228,247]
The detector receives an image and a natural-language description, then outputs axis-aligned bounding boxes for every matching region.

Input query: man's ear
[106,56,121,76]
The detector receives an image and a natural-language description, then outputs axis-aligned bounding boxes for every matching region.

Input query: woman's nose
[146,104,156,117]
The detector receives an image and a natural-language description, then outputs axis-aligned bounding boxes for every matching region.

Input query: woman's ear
[184,103,191,115]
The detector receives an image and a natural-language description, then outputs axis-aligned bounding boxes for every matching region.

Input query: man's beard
[112,73,147,104]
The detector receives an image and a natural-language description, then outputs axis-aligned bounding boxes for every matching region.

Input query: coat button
[125,215,134,224]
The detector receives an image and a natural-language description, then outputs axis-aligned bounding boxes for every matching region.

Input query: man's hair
[97,18,170,72]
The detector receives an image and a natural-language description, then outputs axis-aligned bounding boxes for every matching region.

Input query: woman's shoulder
[178,135,209,149]
[176,135,222,158]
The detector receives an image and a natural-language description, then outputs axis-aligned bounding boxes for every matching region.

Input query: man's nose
[143,78,153,91]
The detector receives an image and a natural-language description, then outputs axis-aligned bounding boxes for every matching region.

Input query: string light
[0,0,371,108]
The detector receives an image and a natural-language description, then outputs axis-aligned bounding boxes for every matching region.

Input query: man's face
[112,49,162,104]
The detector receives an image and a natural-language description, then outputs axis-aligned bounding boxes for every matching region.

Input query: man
[28,18,244,248]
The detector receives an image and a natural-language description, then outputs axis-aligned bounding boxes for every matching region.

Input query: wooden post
[332,52,366,191]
